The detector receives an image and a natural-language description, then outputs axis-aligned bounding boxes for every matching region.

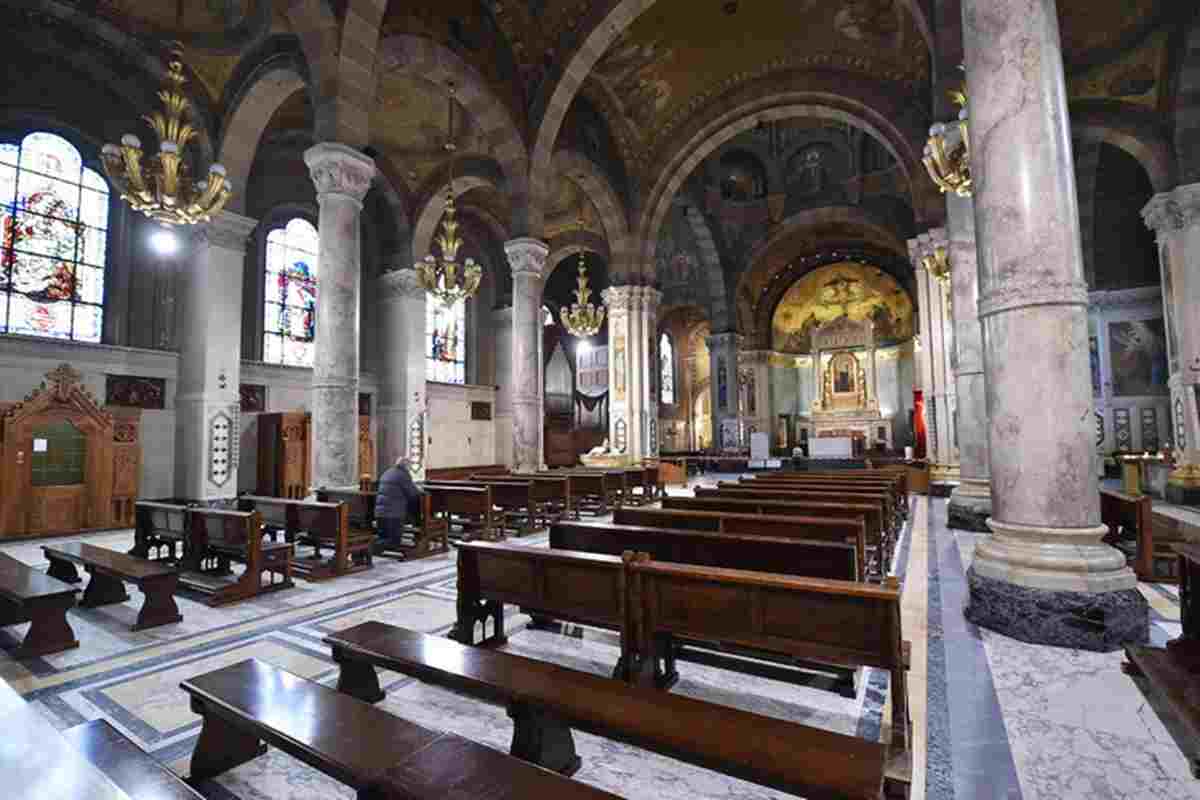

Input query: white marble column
[492,307,515,467]
[909,230,958,483]
[175,211,257,501]
[946,193,993,530]
[603,287,633,455]
[707,332,742,449]
[304,143,375,490]
[632,287,662,459]
[962,0,1144,650]
[740,350,772,441]
[377,268,427,480]
[1143,185,1200,503]
[505,238,549,473]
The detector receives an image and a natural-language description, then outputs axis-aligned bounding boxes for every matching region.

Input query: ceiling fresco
[91,0,259,35]
[1066,26,1172,111]
[771,261,913,353]
[1056,0,1168,72]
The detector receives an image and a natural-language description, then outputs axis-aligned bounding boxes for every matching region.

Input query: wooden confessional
[256,412,374,497]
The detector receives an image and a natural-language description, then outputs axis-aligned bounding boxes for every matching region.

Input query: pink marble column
[505,238,549,473]
[962,0,1143,650]
[304,143,375,489]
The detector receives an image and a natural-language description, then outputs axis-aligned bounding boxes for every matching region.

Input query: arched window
[427,297,466,384]
[1,132,109,342]
[660,332,675,405]
[263,218,319,367]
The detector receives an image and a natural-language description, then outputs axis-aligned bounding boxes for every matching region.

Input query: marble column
[740,350,771,443]
[707,332,742,449]
[492,307,515,467]
[602,286,635,458]
[377,268,427,480]
[961,0,1145,650]
[505,238,549,473]
[909,230,958,487]
[304,143,375,490]
[1143,185,1200,504]
[946,193,994,530]
[632,287,662,458]
[175,211,257,502]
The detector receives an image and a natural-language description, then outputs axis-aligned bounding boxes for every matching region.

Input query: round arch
[552,149,631,268]
[1070,101,1176,192]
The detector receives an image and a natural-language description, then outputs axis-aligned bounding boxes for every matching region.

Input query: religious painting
[240,384,266,413]
[772,262,913,353]
[614,336,627,400]
[1090,336,1101,395]
[717,356,728,411]
[1108,319,1169,397]
[592,28,675,130]
[105,375,165,410]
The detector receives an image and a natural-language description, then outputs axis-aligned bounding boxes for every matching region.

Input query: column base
[947,481,992,532]
[965,567,1148,652]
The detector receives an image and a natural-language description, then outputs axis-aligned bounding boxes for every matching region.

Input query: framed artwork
[106,375,165,410]
[1108,319,1169,397]
[1089,336,1100,396]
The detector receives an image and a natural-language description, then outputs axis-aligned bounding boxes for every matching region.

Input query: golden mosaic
[772,261,913,353]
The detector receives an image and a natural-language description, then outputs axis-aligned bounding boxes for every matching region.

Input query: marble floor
[0,480,1196,799]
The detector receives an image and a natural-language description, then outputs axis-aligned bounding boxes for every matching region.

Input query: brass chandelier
[561,219,606,338]
[922,87,972,198]
[922,246,953,313]
[416,82,482,307]
[101,44,232,226]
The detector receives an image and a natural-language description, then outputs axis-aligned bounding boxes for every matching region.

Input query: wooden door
[27,420,88,534]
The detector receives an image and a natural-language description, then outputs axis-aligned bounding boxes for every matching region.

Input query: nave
[0,475,1194,800]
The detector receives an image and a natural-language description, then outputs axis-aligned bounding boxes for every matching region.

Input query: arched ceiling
[1057,0,1172,73]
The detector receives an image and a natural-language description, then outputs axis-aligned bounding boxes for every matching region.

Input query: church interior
[0,1,1199,798]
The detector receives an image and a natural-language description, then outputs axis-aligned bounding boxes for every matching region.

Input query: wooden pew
[616,507,872,579]
[435,479,539,536]
[238,495,371,580]
[63,718,203,799]
[43,543,182,631]
[0,551,79,656]
[185,508,294,606]
[325,623,889,800]
[730,481,901,536]
[424,484,499,541]
[684,491,886,557]
[489,475,575,525]
[180,658,619,799]
[551,520,860,581]
[628,556,910,791]
[131,501,190,563]
[790,467,910,496]
[551,471,611,516]
[317,489,449,561]
[1100,488,1156,581]
[451,541,635,678]
[746,474,906,520]
[425,464,511,481]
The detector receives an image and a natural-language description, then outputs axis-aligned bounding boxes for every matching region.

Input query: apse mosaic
[263,218,319,367]
[0,132,109,342]
[771,261,913,353]
[426,296,466,384]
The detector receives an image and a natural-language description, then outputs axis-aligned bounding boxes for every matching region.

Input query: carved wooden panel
[105,375,165,409]
[240,384,266,413]
[28,486,86,534]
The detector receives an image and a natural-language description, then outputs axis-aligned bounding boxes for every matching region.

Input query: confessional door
[26,420,88,535]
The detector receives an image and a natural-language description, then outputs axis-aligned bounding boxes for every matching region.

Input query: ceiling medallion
[561,220,606,338]
[923,85,973,198]
[101,43,232,226]
[416,82,482,308]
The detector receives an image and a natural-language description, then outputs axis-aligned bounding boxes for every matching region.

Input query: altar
[799,316,893,450]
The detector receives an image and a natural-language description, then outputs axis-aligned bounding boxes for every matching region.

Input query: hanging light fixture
[922,245,953,314]
[922,85,972,198]
[561,217,606,338]
[100,43,232,226]
[416,81,482,307]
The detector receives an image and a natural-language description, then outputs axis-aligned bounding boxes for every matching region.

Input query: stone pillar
[946,193,993,530]
[740,350,771,442]
[505,238,549,473]
[1143,185,1200,504]
[175,211,257,502]
[707,332,742,449]
[961,0,1145,650]
[909,230,958,487]
[304,143,375,490]
[492,307,515,467]
[603,286,659,459]
[377,268,427,480]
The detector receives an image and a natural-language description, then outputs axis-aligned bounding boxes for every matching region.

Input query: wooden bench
[436,479,540,536]
[43,543,181,631]
[551,520,860,582]
[62,718,203,799]
[424,484,499,541]
[180,658,619,799]
[614,507,871,579]
[746,475,906,521]
[131,501,191,563]
[551,471,611,515]
[326,623,890,800]
[425,464,511,482]
[451,541,635,678]
[628,556,910,792]
[0,551,79,656]
[685,491,887,557]
[320,490,449,561]
[490,474,575,525]
[728,482,901,539]
[788,468,910,496]
[239,495,371,580]
[1100,488,1156,581]
[185,508,294,606]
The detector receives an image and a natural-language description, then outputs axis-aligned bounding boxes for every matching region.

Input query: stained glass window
[426,296,466,384]
[263,218,319,367]
[660,332,675,405]
[1,132,108,342]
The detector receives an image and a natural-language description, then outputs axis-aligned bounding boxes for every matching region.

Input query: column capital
[601,285,638,311]
[194,210,257,252]
[378,268,426,301]
[304,143,375,204]
[1143,183,1200,235]
[504,237,549,278]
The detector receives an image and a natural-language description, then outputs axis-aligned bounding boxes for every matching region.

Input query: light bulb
[150,228,179,256]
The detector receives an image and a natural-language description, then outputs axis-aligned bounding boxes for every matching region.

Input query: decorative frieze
[105,375,165,410]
